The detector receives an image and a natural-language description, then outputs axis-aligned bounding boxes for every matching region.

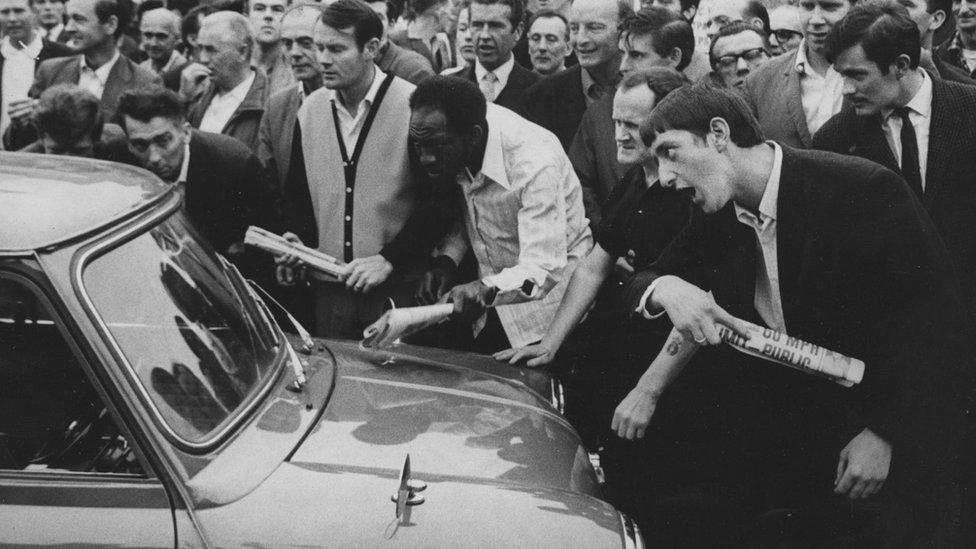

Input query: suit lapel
[924,78,958,209]
[101,57,131,115]
[783,61,813,147]
[61,56,81,85]
[855,113,898,169]
[775,146,807,327]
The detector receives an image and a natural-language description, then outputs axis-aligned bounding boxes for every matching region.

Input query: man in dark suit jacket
[116,86,270,271]
[5,0,160,150]
[814,1,976,324]
[616,84,973,546]
[523,0,632,150]
[456,0,540,116]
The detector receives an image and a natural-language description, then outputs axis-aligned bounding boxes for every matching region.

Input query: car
[0,152,644,548]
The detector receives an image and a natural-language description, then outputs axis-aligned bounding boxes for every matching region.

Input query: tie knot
[483,72,498,83]
[893,106,912,122]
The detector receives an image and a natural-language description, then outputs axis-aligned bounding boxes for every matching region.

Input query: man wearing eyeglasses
[708,20,771,88]
[769,4,804,55]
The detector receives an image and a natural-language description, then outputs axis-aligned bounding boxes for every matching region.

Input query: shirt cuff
[635,278,667,319]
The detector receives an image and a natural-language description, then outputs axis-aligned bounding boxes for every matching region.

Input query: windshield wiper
[246,281,314,393]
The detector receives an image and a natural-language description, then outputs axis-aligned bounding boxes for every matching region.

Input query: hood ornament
[391,454,426,518]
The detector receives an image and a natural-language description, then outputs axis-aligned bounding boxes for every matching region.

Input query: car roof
[0,152,171,252]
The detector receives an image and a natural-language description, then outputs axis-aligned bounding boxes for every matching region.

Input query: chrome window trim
[71,199,287,453]
[619,512,645,549]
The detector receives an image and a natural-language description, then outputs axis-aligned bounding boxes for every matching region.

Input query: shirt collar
[793,39,811,74]
[579,67,613,101]
[464,103,510,189]
[331,67,386,114]
[475,55,514,83]
[176,133,191,184]
[218,69,255,101]
[949,31,966,54]
[81,50,120,81]
[734,141,782,225]
[1,34,43,60]
[881,70,933,121]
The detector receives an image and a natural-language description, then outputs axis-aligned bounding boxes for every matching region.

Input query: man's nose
[841,77,856,95]
[736,56,749,72]
[809,6,825,24]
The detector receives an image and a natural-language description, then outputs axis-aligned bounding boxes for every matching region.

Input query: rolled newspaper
[244,226,348,280]
[362,304,455,349]
[717,321,864,387]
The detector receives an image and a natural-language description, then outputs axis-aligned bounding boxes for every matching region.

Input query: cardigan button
[346,187,352,193]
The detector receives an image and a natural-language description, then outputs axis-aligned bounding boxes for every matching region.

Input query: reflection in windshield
[83,213,281,443]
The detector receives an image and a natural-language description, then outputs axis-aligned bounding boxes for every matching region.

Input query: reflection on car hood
[290,340,600,497]
[194,341,623,547]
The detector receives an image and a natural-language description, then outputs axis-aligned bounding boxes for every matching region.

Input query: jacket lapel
[783,58,813,147]
[854,113,897,169]
[775,146,807,327]
[101,57,131,114]
[225,70,267,132]
[924,77,959,209]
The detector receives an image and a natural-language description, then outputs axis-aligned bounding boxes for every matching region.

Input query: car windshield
[82,213,282,445]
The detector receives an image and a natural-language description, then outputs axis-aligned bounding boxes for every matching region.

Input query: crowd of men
[2,0,976,545]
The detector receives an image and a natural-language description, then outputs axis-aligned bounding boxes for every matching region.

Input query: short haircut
[618,67,690,102]
[640,82,765,147]
[203,11,255,54]
[406,0,447,20]
[182,4,216,45]
[141,7,182,35]
[708,20,768,68]
[824,0,919,72]
[922,0,951,15]
[471,0,522,30]
[94,0,129,38]
[117,85,187,125]
[743,0,770,34]
[620,7,696,72]
[137,0,166,23]
[678,0,701,14]
[364,0,400,23]
[33,85,104,143]
[410,75,487,136]
[282,1,325,23]
[320,0,384,49]
[528,10,570,41]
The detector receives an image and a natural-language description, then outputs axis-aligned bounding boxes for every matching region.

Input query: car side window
[0,275,144,476]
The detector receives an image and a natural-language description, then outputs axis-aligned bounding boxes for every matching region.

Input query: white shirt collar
[464,103,511,189]
[218,69,255,101]
[882,70,933,121]
[734,142,782,225]
[331,67,386,115]
[176,133,191,184]
[475,55,515,88]
[81,50,121,81]
[1,34,43,60]
[43,23,64,39]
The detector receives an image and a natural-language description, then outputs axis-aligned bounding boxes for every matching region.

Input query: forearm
[540,245,615,351]
[632,327,700,396]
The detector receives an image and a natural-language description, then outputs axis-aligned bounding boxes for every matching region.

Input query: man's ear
[708,116,731,151]
[668,46,683,69]
[683,6,697,22]
[104,14,119,38]
[512,21,524,42]
[930,9,947,32]
[363,37,381,59]
[469,122,485,148]
[891,53,912,77]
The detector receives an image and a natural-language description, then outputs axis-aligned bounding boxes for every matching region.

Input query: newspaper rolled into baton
[717,321,864,387]
[362,304,455,349]
[244,226,349,280]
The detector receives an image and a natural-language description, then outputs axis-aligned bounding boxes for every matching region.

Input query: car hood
[190,340,625,547]
[291,340,600,497]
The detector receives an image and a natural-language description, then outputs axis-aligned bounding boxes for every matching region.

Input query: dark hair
[620,7,696,71]
[527,10,569,41]
[181,4,216,46]
[743,0,770,34]
[410,75,487,136]
[825,0,919,72]
[406,0,447,20]
[365,0,400,23]
[167,0,196,17]
[320,0,384,48]
[640,82,764,147]
[471,0,522,30]
[93,0,129,38]
[679,0,701,16]
[137,0,165,23]
[922,0,950,15]
[618,67,690,101]
[117,85,187,125]
[33,85,104,143]
[708,20,768,68]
